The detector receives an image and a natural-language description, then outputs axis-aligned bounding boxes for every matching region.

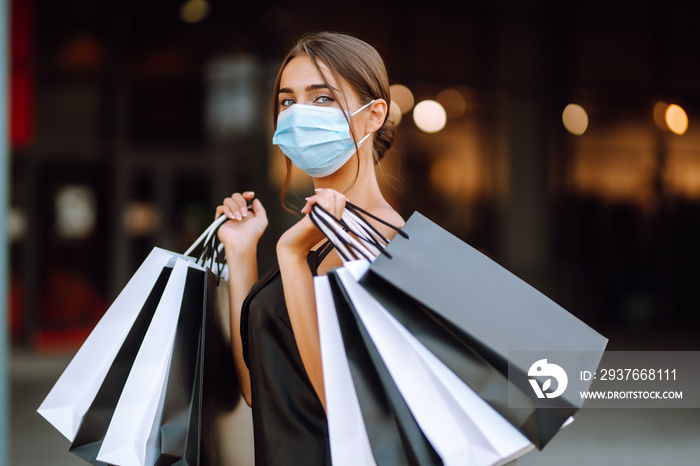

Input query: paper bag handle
[310,201,406,263]
[184,214,228,257]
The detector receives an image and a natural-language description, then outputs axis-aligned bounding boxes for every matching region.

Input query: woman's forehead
[280,55,340,91]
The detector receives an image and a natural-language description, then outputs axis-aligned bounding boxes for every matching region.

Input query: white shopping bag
[335,261,535,466]
[315,275,376,466]
[37,247,178,442]
[97,258,203,466]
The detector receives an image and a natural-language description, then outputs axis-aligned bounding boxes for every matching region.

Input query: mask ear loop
[350,99,376,116]
[356,132,372,147]
[348,99,375,153]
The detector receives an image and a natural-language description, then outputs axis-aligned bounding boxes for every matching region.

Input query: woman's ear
[365,99,388,133]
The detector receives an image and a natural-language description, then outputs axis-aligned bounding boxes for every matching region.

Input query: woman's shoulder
[364,204,406,238]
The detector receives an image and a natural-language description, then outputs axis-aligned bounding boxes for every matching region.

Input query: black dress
[240,243,334,466]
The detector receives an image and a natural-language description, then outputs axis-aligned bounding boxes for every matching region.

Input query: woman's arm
[276,190,403,410]
[216,191,268,407]
[275,191,345,410]
[224,243,257,407]
[277,240,341,411]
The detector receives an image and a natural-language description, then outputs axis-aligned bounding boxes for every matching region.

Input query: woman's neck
[313,154,387,209]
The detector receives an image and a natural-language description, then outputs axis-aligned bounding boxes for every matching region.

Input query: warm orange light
[436,88,467,118]
[562,104,588,135]
[430,157,463,198]
[413,100,447,133]
[180,0,210,23]
[60,36,104,72]
[665,104,688,135]
[653,101,667,129]
[571,123,657,208]
[664,152,700,199]
[390,84,414,114]
[123,202,160,236]
[388,101,402,126]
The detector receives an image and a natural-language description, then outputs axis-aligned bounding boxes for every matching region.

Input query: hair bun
[373,119,395,163]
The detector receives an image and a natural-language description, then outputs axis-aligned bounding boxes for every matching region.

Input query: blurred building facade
[8,0,700,349]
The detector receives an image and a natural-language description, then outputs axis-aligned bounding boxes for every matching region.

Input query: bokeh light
[180,0,210,23]
[562,103,589,136]
[665,104,688,135]
[123,202,161,237]
[8,208,27,243]
[390,84,415,114]
[413,100,447,133]
[55,186,97,239]
[388,101,402,126]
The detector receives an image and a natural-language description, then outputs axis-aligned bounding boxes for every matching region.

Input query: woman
[215,31,404,465]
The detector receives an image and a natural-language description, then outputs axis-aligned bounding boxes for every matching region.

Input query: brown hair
[272,31,395,207]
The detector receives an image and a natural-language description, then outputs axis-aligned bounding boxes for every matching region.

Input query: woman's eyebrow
[306,83,338,92]
[278,83,339,94]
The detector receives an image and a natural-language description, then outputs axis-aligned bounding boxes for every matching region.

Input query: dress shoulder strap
[310,241,334,275]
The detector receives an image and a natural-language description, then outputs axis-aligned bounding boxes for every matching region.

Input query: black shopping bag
[326,271,442,466]
[359,211,608,448]
[156,265,207,466]
[321,263,536,466]
[84,260,205,465]
[38,248,186,445]
[69,266,175,465]
[39,215,245,465]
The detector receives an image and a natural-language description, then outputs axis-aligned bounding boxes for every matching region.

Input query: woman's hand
[215,191,268,257]
[277,188,347,258]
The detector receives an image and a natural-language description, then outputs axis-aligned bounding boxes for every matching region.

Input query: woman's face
[275,55,378,175]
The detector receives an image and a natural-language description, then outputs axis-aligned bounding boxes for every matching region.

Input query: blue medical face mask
[272,100,374,177]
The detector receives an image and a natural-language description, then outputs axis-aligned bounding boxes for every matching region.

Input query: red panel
[10,0,34,148]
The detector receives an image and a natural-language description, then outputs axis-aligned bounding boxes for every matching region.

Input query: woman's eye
[280,98,295,107]
[315,95,334,104]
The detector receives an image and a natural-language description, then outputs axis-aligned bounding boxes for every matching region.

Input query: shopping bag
[39,215,239,465]
[37,247,179,442]
[331,261,534,466]
[361,212,607,447]
[326,269,443,466]
[156,260,207,466]
[310,204,604,449]
[315,274,376,466]
[357,264,541,445]
[157,214,254,466]
[97,258,204,466]
[68,263,175,464]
